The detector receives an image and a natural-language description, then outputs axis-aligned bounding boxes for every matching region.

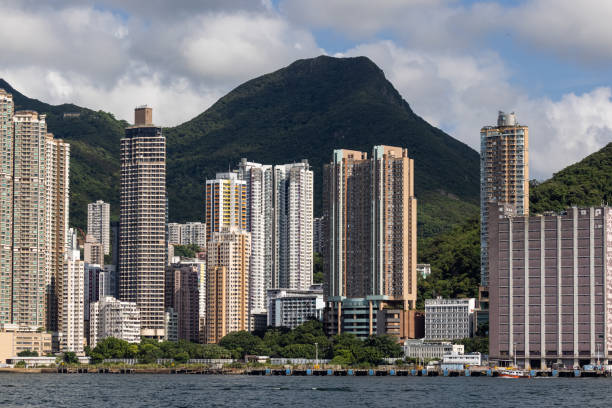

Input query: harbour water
[0,374,610,407]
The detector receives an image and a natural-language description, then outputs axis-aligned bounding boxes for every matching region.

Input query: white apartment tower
[273,161,313,290]
[0,89,70,331]
[237,159,274,316]
[235,159,314,319]
[119,106,166,339]
[87,200,110,255]
[59,235,85,354]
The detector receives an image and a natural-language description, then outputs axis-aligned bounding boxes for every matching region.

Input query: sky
[1,0,611,180]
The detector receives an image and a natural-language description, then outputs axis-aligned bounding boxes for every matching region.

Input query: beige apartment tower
[323,146,417,337]
[480,111,529,287]
[205,228,250,343]
[0,89,70,331]
[119,106,166,339]
[84,234,104,266]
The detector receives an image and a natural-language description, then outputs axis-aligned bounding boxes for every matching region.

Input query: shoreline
[0,367,608,378]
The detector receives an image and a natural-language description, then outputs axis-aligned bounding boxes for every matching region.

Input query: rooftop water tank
[497,111,517,126]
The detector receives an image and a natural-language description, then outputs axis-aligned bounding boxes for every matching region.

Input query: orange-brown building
[205,228,250,343]
[323,146,417,339]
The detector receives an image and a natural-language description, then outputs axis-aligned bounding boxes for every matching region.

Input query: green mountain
[0,55,480,237]
[530,142,612,212]
[165,56,480,237]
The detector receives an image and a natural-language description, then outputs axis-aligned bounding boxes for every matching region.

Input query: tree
[363,335,403,358]
[199,344,232,359]
[456,337,488,354]
[90,337,132,359]
[17,350,38,357]
[138,343,162,364]
[63,352,79,364]
[219,331,263,358]
[173,244,201,258]
[173,351,190,364]
[313,252,324,283]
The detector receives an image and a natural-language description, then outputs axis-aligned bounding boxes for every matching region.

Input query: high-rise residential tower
[164,265,200,343]
[273,161,314,290]
[237,159,314,310]
[205,172,247,242]
[323,146,418,338]
[59,230,85,354]
[0,89,70,331]
[237,160,273,317]
[119,106,166,339]
[480,111,529,287]
[205,228,250,343]
[87,200,110,255]
[0,90,13,326]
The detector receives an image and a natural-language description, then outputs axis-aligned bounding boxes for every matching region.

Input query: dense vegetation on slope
[417,217,480,308]
[1,56,480,237]
[530,142,612,213]
[0,79,125,229]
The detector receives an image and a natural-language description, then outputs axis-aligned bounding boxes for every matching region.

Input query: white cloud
[0,4,321,125]
[508,0,612,63]
[522,88,612,178]
[342,41,612,180]
[0,0,610,180]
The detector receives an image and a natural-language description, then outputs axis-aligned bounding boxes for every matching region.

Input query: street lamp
[315,342,318,369]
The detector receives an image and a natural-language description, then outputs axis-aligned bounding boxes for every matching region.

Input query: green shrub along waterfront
[86,320,403,366]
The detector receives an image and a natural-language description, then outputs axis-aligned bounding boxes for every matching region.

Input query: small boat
[499,369,529,378]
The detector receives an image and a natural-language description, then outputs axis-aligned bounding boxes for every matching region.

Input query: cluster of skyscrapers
[0,87,426,358]
[3,80,608,371]
[0,89,73,345]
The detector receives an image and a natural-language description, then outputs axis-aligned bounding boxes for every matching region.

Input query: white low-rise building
[425,297,476,340]
[89,297,140,347]
[267,285,324,328]
[404,340,465,360]
[442,352,482,367]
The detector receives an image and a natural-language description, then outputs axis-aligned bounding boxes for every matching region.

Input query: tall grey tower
[119,106,166,339]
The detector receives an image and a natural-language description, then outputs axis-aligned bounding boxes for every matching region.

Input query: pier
[17,366,607,377]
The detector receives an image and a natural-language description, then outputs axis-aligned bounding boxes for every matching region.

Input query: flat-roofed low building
[425,298,476,340]
[403,339,453,360]
[0,325,52,363]
[442,351,482,367]
[267,285,324,329]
